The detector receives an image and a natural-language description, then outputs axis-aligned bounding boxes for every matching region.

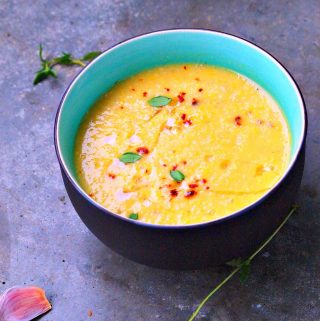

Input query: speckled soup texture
[75,64,290,226]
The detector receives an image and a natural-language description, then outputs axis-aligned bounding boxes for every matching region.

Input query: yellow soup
[75,64,290,225]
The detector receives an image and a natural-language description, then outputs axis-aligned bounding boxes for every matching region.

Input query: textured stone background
[0,1,319,320]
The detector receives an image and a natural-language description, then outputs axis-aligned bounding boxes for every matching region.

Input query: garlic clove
[0,286,51,321]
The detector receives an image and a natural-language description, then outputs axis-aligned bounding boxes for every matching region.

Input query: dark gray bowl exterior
[59,144,305,270]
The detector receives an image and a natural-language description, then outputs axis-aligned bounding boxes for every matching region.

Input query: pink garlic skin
[0,286,51,321]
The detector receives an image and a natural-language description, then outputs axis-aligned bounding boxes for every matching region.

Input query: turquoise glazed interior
[57,30,305,182]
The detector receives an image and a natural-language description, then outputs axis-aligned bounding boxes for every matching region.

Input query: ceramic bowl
[55,30,307,269]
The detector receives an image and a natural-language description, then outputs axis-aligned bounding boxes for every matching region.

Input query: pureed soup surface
[75,64,290,225]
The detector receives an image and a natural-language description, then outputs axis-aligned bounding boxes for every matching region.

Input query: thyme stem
[188,267,240,321]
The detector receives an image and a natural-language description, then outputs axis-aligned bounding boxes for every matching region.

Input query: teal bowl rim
[54,29,307,229]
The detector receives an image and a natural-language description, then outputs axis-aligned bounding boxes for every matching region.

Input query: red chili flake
[145,169,149,174]
[181,113,187,121]
[108,173,116,179]
[131,88,136,91]
[202,178,207,184]
[182,160,187,165]
[195,77,200,81]
[177,95,185,103]
[136,147,149,155]
[165,87,170,92]
[143,92,147,97]
[188,183,198,188]
[177,92,186,102]
[185,190,197,198]
[183,65,187,70]
[192,98,198,105]
[206,186,210,190]
[170,189,178,197]
[235,116,242,126]
[172,164,178,170]
[198,88,203,92]
[89,193,95,197]
[257,119,264,125]
[88,310,93,317]
[120,106,124,109]
[162,163,167,167]
[184,119,192,126]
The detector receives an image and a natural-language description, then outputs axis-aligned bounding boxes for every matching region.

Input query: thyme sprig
[188,205,298,321]
[33,44,101,85]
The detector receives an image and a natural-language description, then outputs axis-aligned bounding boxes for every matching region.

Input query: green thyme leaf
[226,258,250,282]
[128,213,139,220]
[170,170,185,182]
[239,260,250,283]
[33,44,57,85]
[33,71,47,85]
[148,96,172,108]
[82,51,102,61]
[33,64,57,85]
[53,52,74,65]
[226,258,243,268]
[52,52,85,67]
[119,152,142,164]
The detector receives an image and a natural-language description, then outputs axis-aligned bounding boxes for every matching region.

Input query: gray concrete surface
[0,1,319,320]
